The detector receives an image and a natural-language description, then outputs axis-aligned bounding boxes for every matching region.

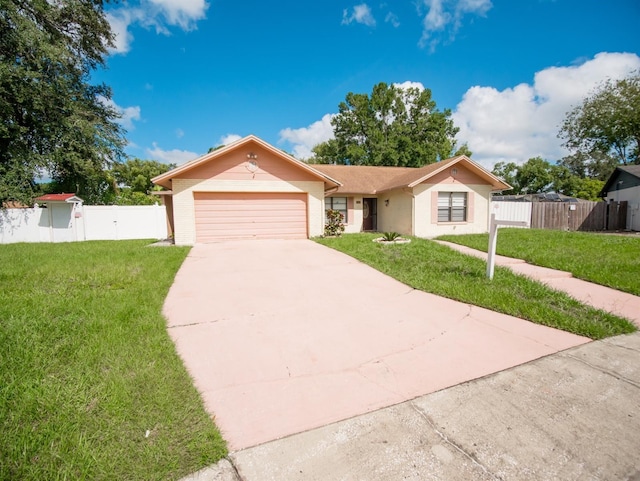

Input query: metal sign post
[487,213,529,279]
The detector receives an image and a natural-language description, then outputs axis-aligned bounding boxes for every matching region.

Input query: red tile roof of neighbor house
[34,193,82,202]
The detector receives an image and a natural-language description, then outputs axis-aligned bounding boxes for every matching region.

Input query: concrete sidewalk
[435,240,640,327]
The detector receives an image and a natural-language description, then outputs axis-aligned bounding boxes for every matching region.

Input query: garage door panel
[194,192,308,242]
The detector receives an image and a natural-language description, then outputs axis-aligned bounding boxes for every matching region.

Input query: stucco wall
[341,196,364,233]
[377,190,414,235]
[172,179,325,245]
[413,183,493,237]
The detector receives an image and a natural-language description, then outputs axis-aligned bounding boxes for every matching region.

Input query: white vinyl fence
[0,204,167,244]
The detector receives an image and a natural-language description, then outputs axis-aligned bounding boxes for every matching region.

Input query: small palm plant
[381,231,401,242]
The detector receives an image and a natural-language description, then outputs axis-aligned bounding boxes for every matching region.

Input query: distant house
[492,193,583,203]
[152,135,510,245]
[600,165,640,231]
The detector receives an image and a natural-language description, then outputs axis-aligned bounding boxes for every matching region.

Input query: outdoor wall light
[247,152,258,160]
[385,199,389,206]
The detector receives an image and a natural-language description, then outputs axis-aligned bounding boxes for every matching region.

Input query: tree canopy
[0,0,125,205]
[558,73,640,178]
[111,158,175,205]
[492,157,604,201]
[311,82,464,167]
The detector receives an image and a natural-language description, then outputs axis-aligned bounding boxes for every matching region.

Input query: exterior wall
[605,185,640,231]
[377,190,414,235]
[342,196,364,233]
[172,179,325,245]
[413,183,493,237]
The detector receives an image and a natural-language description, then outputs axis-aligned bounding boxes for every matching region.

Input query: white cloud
[342,4,376,27]
[385,12,400,27]
[147,0,208,30]
[279,114,336,159]
[119,105,142,130]
[418,0,492,51]
[219,134,242,145]
[106,11,135,54]
[146,143,198,165]
[452,52,640,168]
[393,81,425,91]
[100,97,141,130]
[107,0,209,54]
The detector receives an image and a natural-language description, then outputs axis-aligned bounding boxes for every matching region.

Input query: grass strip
[0,241,226,481]
[437,229,640,296]
[315,234,635,340]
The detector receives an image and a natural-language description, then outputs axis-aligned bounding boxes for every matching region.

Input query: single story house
[600,165,640,231]
[152,135,510,245]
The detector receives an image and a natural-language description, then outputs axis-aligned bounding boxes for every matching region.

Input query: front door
[362,198,377,231]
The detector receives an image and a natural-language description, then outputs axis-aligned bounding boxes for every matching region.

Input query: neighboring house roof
[151,135,342,190]
[34,193,83,203]
[600,165,640,197]
[492,193,583,203]
[314,156,511,195]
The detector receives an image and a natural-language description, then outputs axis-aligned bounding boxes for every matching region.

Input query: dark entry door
[362,198,377,231]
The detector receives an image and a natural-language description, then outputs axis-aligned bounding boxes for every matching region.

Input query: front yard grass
[0,241,226,481]
[315,234,635,340]
[437,229,640,296]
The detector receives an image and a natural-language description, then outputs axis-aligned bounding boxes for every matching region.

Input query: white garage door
[194,192,308,242]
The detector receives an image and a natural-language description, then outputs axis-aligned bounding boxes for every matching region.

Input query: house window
[325,197,347,222]
[438,192,467,222]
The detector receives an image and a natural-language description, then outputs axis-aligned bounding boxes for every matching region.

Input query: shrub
[324,209,345,237]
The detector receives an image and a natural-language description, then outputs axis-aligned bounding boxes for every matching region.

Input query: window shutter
[347,197,354,225]
[431,191,439,224]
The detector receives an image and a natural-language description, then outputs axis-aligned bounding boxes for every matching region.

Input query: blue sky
[97,0,640,168]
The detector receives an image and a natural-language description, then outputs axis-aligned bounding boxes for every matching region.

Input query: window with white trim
[325,197,347,222]
[438,192,467,222]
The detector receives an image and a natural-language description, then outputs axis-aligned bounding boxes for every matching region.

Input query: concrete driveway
[164,239,588,451]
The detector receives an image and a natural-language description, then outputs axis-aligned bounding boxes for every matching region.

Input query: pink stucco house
[152,135,510,245]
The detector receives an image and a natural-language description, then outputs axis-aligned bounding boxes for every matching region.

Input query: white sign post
[487,213,529,279]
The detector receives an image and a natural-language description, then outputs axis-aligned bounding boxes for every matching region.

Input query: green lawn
[315,234,635,340]
[0,241,226,481]
[437,229,640,296]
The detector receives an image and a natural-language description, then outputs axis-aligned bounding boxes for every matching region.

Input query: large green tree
[111,158,175,205]
[492,157,604,201]
[558,73,640,178]
[311,82,462,166]
[0,0,125,205]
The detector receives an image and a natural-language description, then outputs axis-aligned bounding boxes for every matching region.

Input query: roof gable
[152,135,341,189]
[601,165,640,196]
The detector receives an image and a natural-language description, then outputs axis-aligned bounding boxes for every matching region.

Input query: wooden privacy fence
[530,201,627,231]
